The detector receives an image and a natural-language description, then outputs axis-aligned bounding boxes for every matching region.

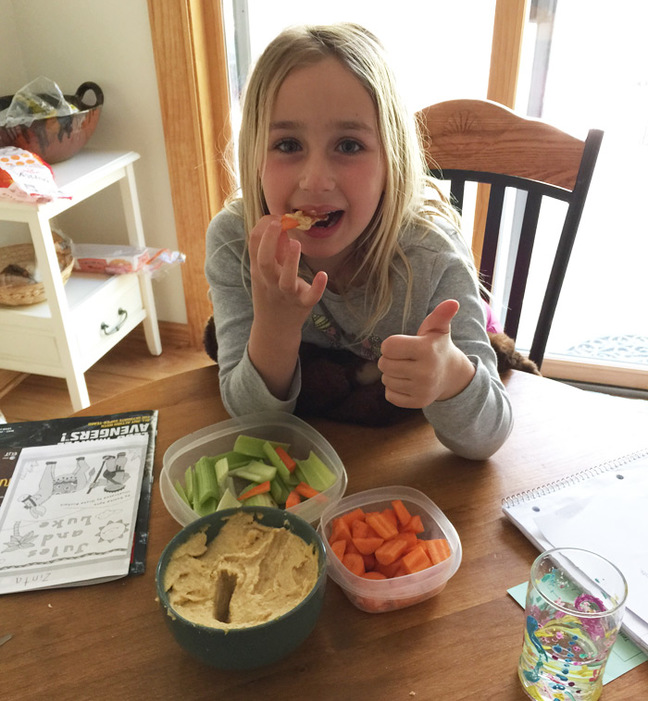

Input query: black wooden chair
[417,99,603,369]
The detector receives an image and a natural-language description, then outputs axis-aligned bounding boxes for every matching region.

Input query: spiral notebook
[502,448,648,653]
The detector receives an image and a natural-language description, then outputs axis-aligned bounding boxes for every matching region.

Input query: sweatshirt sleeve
[205,208,300,417]
[418,247,513,460]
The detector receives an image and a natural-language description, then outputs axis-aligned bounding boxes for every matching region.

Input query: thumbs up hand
[378,300,476,408]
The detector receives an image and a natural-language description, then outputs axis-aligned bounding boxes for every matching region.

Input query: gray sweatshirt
[205,204,513,460]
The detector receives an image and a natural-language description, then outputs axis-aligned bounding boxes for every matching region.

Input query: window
[514,0,648,386]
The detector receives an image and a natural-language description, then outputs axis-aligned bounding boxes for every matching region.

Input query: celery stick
[263,442,291,480]
[270,471,291,505]
[215,457,229,493]
[194,456,220,506]
[195,496,217,516]
[295,451,337,492]
[184,466,195,506]
[233,434,289,459]
[243,493,277,508]
[212,450,250,470]
[216,488,241,511]
[229,460,276,483]
[174,480,191,506]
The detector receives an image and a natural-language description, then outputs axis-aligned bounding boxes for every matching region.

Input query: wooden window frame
[147,0,527,347]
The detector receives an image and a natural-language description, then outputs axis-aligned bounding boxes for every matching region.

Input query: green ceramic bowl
[155,506,327,670]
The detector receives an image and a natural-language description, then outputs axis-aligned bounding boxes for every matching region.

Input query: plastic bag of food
[71,243,185,277]
[0,146,69,203]
[0,77,77,129]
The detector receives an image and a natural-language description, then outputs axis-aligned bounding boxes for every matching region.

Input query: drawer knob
[101,308,128,335]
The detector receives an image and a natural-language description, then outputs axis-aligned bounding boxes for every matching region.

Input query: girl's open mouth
[311,210,344,228]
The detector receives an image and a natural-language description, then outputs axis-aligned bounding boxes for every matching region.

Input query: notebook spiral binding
[501,447,648,507]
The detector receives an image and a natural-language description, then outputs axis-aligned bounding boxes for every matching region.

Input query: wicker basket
[0,233,74,306]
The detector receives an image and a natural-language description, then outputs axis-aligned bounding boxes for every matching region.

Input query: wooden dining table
[3,367,647,700]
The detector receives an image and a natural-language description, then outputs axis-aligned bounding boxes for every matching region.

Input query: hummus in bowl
[156,506,327,669]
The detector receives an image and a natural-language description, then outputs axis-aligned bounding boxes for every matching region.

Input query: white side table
[0,150,162,412]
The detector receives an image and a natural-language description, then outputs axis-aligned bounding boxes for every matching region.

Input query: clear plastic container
[160,411,348,526]
[318,486,462,613]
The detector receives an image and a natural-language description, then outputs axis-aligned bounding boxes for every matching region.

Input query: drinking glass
[518,547,628,701]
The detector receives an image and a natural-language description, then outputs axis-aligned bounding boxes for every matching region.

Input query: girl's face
[261,57,386,279]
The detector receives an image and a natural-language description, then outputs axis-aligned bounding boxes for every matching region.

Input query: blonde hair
[232,23,462,337]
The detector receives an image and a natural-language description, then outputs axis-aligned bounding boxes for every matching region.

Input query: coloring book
[0,410,157,594]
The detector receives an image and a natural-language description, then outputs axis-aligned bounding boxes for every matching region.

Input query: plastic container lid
[318,486,462,613]
[160,411,348,526]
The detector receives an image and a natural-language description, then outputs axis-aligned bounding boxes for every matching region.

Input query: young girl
[205,23,512,460]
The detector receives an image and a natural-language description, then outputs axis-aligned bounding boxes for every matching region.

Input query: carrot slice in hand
[281,214,300,231]
[281,211,324,232]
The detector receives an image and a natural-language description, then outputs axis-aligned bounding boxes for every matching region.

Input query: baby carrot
[342,552,366,577]
[401,545,433,574]
[285,489,301,509]
[366,512,399,541]
[295,481,320,499]
[275,445,297,472]
[391,499,412,527]
[238,480,271,501]
[374,538,408,566]
[424,538,452,565]
[281,214,300,231]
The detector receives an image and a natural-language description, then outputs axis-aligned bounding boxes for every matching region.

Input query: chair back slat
[449,177,465,213]
[480,183,506,291]
[505,191,543,340]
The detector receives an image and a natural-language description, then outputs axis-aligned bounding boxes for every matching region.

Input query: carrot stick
[374,538,408,566]
[295,481,320,499]
[352,536,384,555]
[342,552,365,577]
[285,489,301,509]
[424,538,452,564]
[401,545,433,574]
[402,514,425,534]
[281,214,300,231]
[275,445,297,472]
[362,571,388,580]
[375,557,405,578]
[340,507,366,528]
[330,539,346,561]
[238,480,271,500]
[351,520,374,538]
[391,531,419,551]
[366,512,399,540]
[330,516,352,543]
[391,499,412,527]
[381,508,398,529]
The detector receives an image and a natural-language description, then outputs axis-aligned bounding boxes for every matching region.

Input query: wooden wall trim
[147,0,233,348]
[472,0,529,263]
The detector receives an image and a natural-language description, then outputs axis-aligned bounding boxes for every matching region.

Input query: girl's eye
[273,138,301,154]
[337,139,363,155]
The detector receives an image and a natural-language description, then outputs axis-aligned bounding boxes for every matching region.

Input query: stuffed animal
[203,316,539,427]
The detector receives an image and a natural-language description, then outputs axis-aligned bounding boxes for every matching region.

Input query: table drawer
[72,273,146,365]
